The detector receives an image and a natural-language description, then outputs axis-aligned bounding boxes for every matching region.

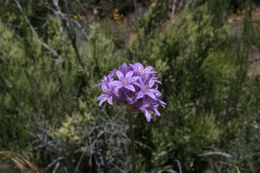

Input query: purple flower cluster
[96,63,166,122]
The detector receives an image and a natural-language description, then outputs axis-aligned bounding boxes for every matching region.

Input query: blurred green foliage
[0,0,259,173]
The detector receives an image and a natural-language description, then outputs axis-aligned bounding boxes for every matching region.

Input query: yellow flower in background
[113,8,119,13]
[71,15,78,19]
[236,9,241,15]
[151,0,157,7]
[113,8,123,23]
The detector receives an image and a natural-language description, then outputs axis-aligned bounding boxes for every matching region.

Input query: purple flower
[139,97,161,121]
[110,71,139,94]
[97,85,114,106]
[96,74,113,89]
[135,79,159,100]
[96,62,166,122]
[119,63,132,75]
[130,62,156,76]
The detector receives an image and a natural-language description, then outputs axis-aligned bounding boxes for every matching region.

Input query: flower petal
[108,96,113,105]
[97,94,107,101]
[153,108,161,116]
[98,98,107,106]
[148,80,155,88]
[136,92,144,99]
[119,63,130,75]
[128,76,139,83]
[109,81,122,87]
[145,92,157,99]
[159,100,167,107]
[124,84,135,92]
[145,110,151,122]
[101,84,109,92]
[116,71,124,80]
[125,71,133,78]
[114,86,122,96]
[144,66,153,72]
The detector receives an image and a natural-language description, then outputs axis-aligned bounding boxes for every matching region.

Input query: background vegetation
[0,0,259,172]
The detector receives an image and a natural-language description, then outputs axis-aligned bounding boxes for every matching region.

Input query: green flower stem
[128,112,136,173]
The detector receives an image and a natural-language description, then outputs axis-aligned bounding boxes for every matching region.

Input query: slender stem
[128,112,136,173]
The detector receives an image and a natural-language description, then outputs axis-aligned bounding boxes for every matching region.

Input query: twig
[47,156,65,169]
[14,0,62,60]
[175,159,183,173]
[51,0,84,67]
[172,0,177,17]
[198,151,233,158]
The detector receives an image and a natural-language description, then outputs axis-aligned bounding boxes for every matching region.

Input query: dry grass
[0,151,40,173]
